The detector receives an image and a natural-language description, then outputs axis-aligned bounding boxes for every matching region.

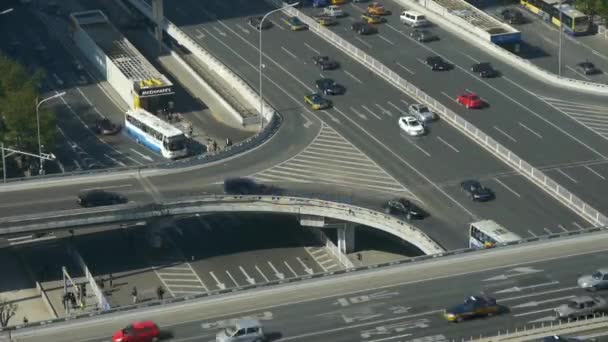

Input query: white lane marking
[436,136,459,153]
[235,24,250,34]
[104,154,126,167]
[267,261,285,280]
[572,222,584,230]
[385,23,401,33]
[225,270,239,287]
[304,42,320,55]
[378,35,395,45]
[544,227,554,235]
[195,28,206,39]
[361,105,382,120]
[493,178,521,198]
[565,65,591,80]
[518,122,543,139]
[493,126,517,142]
[558,224,569,232]
[209,272,226,290]
[81,184,133,192]
[502,76,608,159]
[320,110,340,124]
[387,101,403,112]
[345,106,367,120]
[255,266,270,283]
[354,36,372,48]
[498,286,579,302]
[396,62,415,75]
[584,165,605,180]
[296,257,314,275]
[462,53,480,63]
[413,144,431,157]
[284,261,299,278]
[281,46,298,59]
[512,295,576,309]
[375,103,393,117]
[557,169,578,183]
[344,70,363,84]
[239,266,255,285]
[400,99,410,107]
[528,230,537,237]
[514,308,559,317]
[539,34,558,46]
[212,26,227,37]
[441,91,458,103]
[270,19,285,30]
[130,148,154,161]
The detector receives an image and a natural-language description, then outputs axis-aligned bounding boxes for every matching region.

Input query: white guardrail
[126,0,276,125]
[0,196,445,256]
[270,3,608,227]
[394,0,608,95]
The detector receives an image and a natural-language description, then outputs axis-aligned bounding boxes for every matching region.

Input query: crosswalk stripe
[539,97,608,140]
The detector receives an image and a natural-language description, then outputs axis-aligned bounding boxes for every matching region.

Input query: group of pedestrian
[131,286,165,304]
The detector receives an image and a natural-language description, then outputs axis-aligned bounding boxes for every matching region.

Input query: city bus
[520,0,590,35]
[469,220,522,249]
[125,109,188,159]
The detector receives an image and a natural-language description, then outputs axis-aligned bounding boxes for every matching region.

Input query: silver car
[578,268,608,291]
[554,296,608,320]
[408,104,437,123]
[216,319,264,342]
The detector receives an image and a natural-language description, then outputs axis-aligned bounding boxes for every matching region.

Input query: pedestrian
[357,253,363,261]
[156,286,165,300]
[98,276,105,289]
[131,286,138,304]
[212,140,218,152]
[62,293,68,310]
[109,273,113,288]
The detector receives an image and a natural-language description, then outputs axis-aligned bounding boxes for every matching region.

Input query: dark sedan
[410,29,439,42]
[461,180,494,202]
[471,62,498,78]
[383,198,427,220]
[576,61,601,75]
[425,56,451,71]
[77,190,128,207]
[315,78,346,95]
[248,16,272,31]
[498,9,525,24]
[95,118,122,135]
[351,21,377,35]
[312,56,340,71]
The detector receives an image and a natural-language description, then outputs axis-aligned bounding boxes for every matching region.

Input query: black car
[77,190,128,207]
[248,16,272,31]
[312,56,340,71]
[541,336,583,342]
[410,29,439,42]
[576,61,601,75]
[383,198,427,220]
[499,9,525,25]
[315,78,346,95]
[425,56,451,71]
[94,118,121,135]
[471,62,498,78]
[223,177,282,195]
[461,180,494,202]
[351,21,377,35]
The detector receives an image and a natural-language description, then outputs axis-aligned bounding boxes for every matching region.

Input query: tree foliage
[0,54,55,153]
[0,296,18,328]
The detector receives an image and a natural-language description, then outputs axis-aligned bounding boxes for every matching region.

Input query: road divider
[270,1,608,227]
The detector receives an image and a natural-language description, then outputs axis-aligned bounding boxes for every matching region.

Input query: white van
[400,11,430,27]
[216,319,264,342]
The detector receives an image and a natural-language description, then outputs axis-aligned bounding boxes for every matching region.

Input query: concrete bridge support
[336,223,355,254]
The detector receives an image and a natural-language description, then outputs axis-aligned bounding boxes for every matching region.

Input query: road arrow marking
[267,261,284,280]
[212,26,227,37]
[483,267,543,282]
[235,24,250,34]
[209,272,226,290]
[284,261,298,278]
[130,148,153,162]
[239,266,255,285]
[255,266,270,283]
[104,154,126,167]
[528,315,557,324]
[495,281,560,294]
[512,295,575,309]
[296,257,314,275]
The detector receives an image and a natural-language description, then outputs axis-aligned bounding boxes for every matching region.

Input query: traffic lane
[314,7,605,167]
[14,235,608,342]
[0,179,154,217]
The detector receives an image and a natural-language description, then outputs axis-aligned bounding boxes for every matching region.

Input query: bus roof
[127,109,183,137]
[470,220,521,243]
[555,4,587,18]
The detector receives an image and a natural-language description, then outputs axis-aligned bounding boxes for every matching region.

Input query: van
[216,319,264,342]
[400,11,430,27]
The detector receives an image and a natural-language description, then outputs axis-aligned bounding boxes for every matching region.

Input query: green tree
[575,0,602,23]
[0,54,55,155]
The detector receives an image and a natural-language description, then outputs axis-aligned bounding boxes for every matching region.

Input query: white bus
[125,109,188,159]
[469,220,522,249]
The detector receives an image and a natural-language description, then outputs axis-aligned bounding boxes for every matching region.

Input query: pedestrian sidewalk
[0,288,52,326]
[347,250,408,267]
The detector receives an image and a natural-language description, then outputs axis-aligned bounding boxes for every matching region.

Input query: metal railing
[276,4,608,227]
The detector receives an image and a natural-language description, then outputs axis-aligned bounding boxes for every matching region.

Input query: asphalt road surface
[12,230,608,342]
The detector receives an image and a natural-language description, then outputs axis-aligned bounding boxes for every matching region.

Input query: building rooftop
[70,10,172,86]
[433,0,518,34]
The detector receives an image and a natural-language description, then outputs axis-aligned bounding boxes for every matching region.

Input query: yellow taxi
[367,2,390,16]
[314,15,337,26]
[361,13,386,24]
[443,295,500,323]
[284,16,308,31]
[304,93,331,110]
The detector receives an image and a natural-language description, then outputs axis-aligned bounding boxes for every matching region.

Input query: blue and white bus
[469,220,522,249]
[125,109,188,159]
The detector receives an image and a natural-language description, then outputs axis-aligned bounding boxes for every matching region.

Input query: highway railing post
[1,142,6,183]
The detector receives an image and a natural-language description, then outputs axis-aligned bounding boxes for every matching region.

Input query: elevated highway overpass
[7,227,608,341]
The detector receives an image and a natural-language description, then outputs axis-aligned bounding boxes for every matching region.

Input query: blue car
[313,0,329,7]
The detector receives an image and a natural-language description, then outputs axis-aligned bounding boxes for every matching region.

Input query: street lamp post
[558,0,563,76]
[1,143,56,183]
[36,92,65,175]
[0,8,14,15]
[259,2,299,130]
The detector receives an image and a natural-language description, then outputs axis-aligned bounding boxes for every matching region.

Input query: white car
[399,116,425,136]
[323,5,345,17]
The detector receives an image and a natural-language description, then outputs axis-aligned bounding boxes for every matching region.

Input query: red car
[456,92,484,109]
[112,321,160,342]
